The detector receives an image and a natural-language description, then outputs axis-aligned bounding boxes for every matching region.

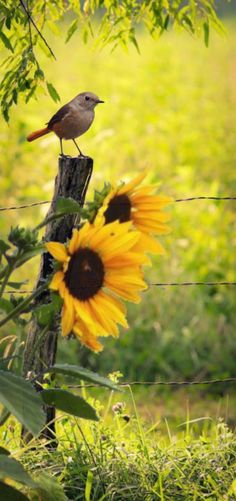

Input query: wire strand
[0,201,50,211]
[67,377,236,389]
[175,196,236,202]
[1,196,236,212]
[2,281,236,294]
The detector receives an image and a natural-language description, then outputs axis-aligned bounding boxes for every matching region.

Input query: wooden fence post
[22,155,93,444]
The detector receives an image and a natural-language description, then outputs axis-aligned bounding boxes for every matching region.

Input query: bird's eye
[85,96,90,101]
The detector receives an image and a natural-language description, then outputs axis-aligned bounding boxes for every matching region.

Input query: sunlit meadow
[0,16,236,499]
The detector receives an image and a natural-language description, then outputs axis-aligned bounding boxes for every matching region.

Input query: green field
[2,20,235,381]
[0,17,236,500]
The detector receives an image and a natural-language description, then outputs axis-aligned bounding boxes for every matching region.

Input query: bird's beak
[97,99,105,103]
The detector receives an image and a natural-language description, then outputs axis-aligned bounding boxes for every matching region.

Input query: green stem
[35,213,65,231]
[0,281,49,328]
[35,208,88,231]
[0,262,14,299]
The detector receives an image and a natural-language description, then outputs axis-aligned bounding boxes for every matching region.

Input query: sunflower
[95,172,172,254]
[46,220,148,350]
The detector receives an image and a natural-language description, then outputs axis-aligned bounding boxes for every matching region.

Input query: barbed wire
[2,281,236,294]
[175,196,236,202]
[0,201,50,211]
[150,281,236,287]
[1,196,236,212]
[67,377,236,390]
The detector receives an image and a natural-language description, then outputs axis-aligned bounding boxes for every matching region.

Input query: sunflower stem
[0,281,49,327]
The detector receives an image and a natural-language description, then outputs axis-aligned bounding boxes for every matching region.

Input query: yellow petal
[132,234,166,255]
[74,324,103,352]
[134,220,171,234]
[46,242,69,262]
[105,251,150,268]
[105,270,147,289]
[132,211,171,222]
[96,290,128,328]
[118,172,146,195]
[74,299,95,327]
[58,281,66,298]
[50,271,64,290]
[105,283,142,303]
[89,297,120,337]
[61,297,75,336]
[82,301,108,336]
[131,195,173,208]
[101,231,141,259]
[68,229,80,254]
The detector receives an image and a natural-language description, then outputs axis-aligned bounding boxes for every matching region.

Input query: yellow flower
[95,172,172,254]
[46,220,148,350]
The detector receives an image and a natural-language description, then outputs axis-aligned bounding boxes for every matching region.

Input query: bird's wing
[47,104,70,129]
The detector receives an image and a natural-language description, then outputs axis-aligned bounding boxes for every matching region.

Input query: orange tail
[27,127,51,142]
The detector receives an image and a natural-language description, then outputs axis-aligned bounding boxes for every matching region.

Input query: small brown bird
[27,91,104,156]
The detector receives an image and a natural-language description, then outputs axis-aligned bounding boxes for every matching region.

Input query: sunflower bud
[8,226,38,250]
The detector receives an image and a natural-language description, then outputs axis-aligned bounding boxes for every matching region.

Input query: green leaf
[49,364,120,391]
[0,371,45,435]
[34,295,62,326]
[0,455,37,487]
[0,481,29,501]
[16,245,44,268]
[0,240,10,254]
[51,293,63,311]
[33,473,67,501]
[56,197,81,214]
[7,280,28,290]
[34,303,55,327]
[46,82,60,103]
[0,31,14,52]
[41,389,99,421]
[203,22,209,47]
[66,19,79,43]
[0,298,13,314]
[85,470,93,501]
[0,407,11,426]
[0,447,10,455]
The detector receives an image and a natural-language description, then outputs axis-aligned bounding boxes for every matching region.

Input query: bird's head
[76,92,104,110]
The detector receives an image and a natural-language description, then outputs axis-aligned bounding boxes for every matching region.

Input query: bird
[27,91,104,156]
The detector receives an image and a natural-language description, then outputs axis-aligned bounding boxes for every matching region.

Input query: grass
[2,386,236,500]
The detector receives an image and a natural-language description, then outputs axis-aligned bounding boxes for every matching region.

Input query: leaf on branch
[7,280,28,290]
[41,389,99,421]
[0,31,14,53]
[66,19,79,43]
[203,22,209,47]
[0,240,10,255]
[55,197,82,214]
[48,363,120,391]
[46,82,60,103]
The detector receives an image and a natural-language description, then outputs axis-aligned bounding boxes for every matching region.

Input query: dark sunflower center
[104,194,131,224]
[64,248,104,301]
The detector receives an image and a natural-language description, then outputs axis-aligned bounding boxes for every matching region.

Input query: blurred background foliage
[0,3,236,389]
[0,0,225,120]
